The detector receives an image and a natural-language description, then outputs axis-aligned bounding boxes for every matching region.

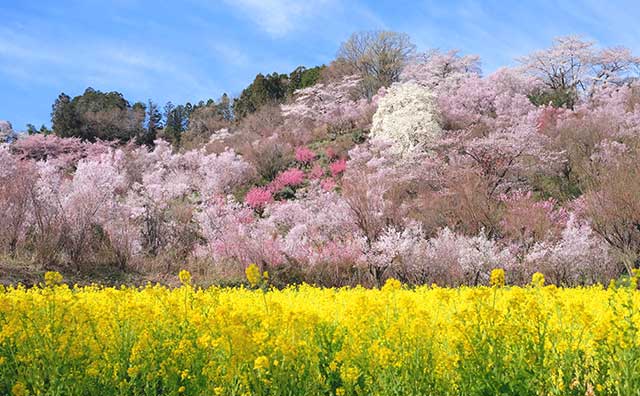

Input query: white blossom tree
[370,82,442,155]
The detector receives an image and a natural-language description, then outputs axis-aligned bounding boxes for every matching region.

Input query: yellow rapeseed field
[2,268,640,396]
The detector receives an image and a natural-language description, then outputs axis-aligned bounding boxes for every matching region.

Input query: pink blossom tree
[518,36,640,106]
[524,215,616,285]
[295,146,316,164]
[437,69,558,195]
[401,49,481,92]
[11,134,113,169]
[281,75,376,131]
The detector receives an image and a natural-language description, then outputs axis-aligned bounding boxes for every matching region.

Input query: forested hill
[2,32,640,287]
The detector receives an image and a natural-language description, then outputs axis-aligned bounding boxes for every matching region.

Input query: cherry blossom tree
[437,69,558,195]
[281,75,374,129]
[518,36,594,93]
[524,215,616,285]
[519,36,640,106]
[11,134,113,169]
[0,145,34,255]
[424,227,513,286]
[294,146,316,164]
[370,82,442,155]
[195,196,284,276]
[401,49,481,92]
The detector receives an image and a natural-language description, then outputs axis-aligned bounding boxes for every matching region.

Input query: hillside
[2,32,640,287]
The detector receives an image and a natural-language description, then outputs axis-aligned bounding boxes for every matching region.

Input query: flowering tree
[499,191,568,255]
[519,36,640,106]
[11,134,113,169]
[518,36,594,93]
[370,82,442,155]
[329,158,347,177]
[195,196,284,276]
[366,222,429,283]
[539,82,640,196]
[437,69,557,195]
[295,146,316,164]
[61,153,126,267]
[265,188,365,284]
[197,148,256,197]
[245,187,273,211]
[281,75,374,130]
[269,168,305,192]
[425,227,513,286]
[401,49,481,92]
[0,146,34,255]
[524,215,616,285]
[583,154,640,274]
[122,140,254,257]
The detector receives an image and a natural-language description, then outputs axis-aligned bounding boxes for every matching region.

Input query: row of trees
[9,31,422,147]
[17,65,325,147]
[16,32,639,149]
[47,88,234,146]
[232,66,324,118]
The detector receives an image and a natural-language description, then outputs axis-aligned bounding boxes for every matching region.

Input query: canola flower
[489,268,505,288]
[532,271,546,287]
[245,263,268,289]
[1,271,640,395]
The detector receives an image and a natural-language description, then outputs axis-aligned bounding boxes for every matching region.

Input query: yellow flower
[197,334,212,348]
[382,278,402,292]
[531,272,545,287]
[254,355,270,371]
[245,264,262,287]
[178,270,192,285]
[178,386,186,393]
[0,267,632,394]
[341,366,360,384]
[86,366,99,377]
[371,343,394,368]
[127,366,139,377]
[11,382,28,396]
[489,268,505,288]
[44,271,63,287]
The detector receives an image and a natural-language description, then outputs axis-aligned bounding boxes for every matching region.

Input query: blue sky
[1,0,639,130]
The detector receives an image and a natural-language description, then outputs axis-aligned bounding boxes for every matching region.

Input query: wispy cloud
[209,42,250,67]
[221,0,337,37]
[0,22,219,98]
[2,0,640,130]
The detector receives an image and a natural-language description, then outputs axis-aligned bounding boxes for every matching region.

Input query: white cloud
[209,42,250,67]
[0,25,220,103]
[222,0,336,37]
